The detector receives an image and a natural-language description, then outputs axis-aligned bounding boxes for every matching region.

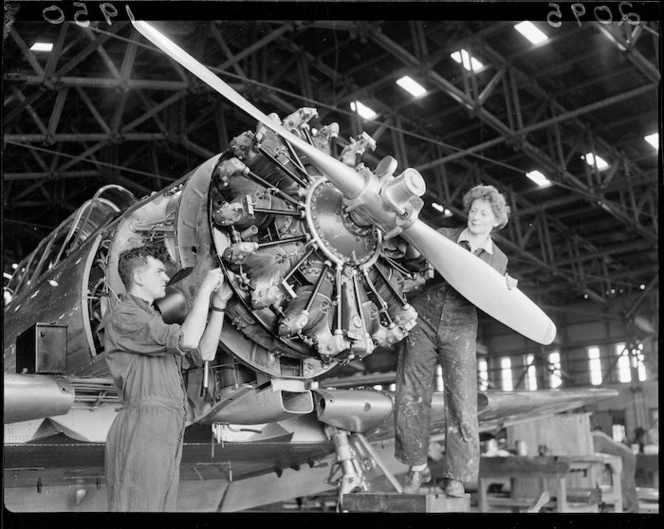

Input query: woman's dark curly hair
[462,184,511,230]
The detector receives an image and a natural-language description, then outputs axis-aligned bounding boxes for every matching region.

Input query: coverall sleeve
[182,348,205,369]
[489,243,509,276]
[111,304,188,356]
[496,254,508,276]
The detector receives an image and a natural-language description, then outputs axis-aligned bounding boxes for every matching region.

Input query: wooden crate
[506,412,593,456]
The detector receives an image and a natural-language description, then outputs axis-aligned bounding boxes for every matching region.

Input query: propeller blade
[402,221,556,344]
[129,13,365,200]
[129,14,556,345]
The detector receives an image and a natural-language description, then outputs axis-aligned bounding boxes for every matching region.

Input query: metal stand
[325,428,367,509]
[325,429,471,512]
[326,428,404,510]
[351,432,403,493]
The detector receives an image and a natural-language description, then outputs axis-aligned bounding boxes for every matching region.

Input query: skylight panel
[350,101,377,120]
[526,170,551,187]
[396,76,427,98]
[514,21,549,45]
[644,133,659,149]
[582,153,609,170]
[450,49,484,72]
[30,42,53,52]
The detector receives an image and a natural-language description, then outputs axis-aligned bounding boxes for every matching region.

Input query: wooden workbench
[478,455,620,513]
[636,454,659,489]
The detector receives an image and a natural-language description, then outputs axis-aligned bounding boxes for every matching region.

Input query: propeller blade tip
[540,323,557,345]
[125,4,136,22]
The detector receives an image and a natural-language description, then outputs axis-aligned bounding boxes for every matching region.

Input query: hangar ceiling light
[350,101,377,120]
[514,21,549,45]
[432,203,453,217]
[396,76,427,98]
[30,42,53,52]
[582,153,609,171]
[450,49,484,72]
[525,170,551,187]
[644,133,659,149]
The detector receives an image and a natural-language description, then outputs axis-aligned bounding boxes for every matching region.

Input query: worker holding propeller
[395,185,517,496]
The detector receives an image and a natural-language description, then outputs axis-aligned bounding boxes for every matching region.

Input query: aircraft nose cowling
[4,373,75,424]
[155,286,188,324]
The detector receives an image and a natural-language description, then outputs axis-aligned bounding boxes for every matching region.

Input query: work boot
[402,466,432,494]
[443,478,465,497]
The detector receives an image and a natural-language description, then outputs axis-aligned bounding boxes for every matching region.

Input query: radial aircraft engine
[147,105,430,425]
[3,101,433,429]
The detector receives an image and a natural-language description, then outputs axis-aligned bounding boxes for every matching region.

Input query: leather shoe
[443,478,465,497]
[402,466,432,494]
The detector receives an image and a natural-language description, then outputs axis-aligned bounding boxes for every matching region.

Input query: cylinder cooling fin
[208,107,424,379]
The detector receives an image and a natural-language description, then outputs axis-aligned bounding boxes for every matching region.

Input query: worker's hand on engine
[505,273,518,290]
[200,268,225,294]
[212,281,233,308]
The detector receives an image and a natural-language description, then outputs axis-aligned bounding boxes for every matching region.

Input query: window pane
[588,346,602,385]
[501,358,513,391]
[435,365,444,391]
[548,351,562,388]
[636,345,647,381]
[526,354,537,390]
[612,424,626,443]
[616,343,631,383]
[478,359,488,391]
[618,355,631,383]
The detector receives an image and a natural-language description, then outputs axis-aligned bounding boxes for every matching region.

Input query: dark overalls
[102,294,201,512]
[395,227,507,482]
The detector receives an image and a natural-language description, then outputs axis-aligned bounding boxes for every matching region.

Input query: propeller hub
[305,179,380,268]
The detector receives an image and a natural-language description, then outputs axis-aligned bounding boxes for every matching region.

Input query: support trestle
[325,427,403,510]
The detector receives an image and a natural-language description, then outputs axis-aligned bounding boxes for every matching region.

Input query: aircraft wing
[3,384,618,511]
[475,388,621,432]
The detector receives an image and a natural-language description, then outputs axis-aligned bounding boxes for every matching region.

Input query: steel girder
[3,19,658,319]
[360,22,657,306]
[272,21,656,306]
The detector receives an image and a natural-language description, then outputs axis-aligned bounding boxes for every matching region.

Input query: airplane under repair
[3,15,619,512]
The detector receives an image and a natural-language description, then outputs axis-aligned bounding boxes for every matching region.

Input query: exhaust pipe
[202,383,314,424]
[313,388,394,433]
[4,374,75,424]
